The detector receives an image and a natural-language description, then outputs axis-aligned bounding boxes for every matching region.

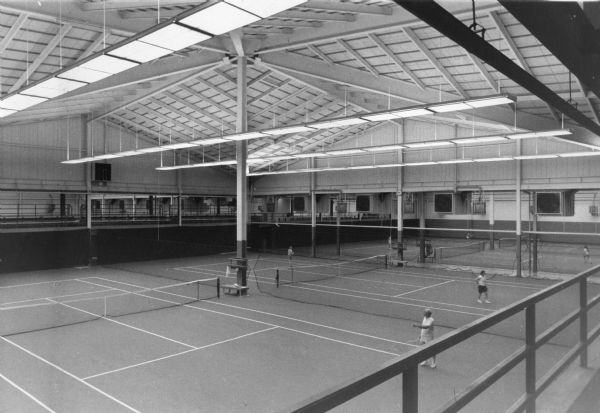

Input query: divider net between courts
[0,278,220,337]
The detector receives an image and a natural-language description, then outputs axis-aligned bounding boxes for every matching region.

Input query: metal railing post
[580,278,588,368]
[525,305,536,413]
[402,365,418,413]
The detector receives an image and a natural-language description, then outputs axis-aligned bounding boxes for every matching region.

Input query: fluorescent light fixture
[428,101,473,113]
[59,66,114,83]
[310,118,368,129]
[94,153,121,160]
[264,125,315,135]
[108,40,172,63]
[139,23,211,51]
[452,136,507,144]
[224,131,267,141]
[467,96,515,108]
[507,129,571,139]
[22,77,87,98]
[559,151,600,158]
[404,161,436,166]
[226,0,306,18]
[180,2,260,36]
[156,159,237,170]
[474,157,513,162]
[62,157,95,164]
[326,148,366,156]
[137,146,166,153]
[192,137,230,145]
[405,141,453,148]
[365,145,405,152]
[391,108,434,118]
[0,94,47,110]
[437,159,474,164]
[513,154,558,160]
[361,112,403,122]
[0,108,16,118]
[162,142,198,150]
[118,150,139,157]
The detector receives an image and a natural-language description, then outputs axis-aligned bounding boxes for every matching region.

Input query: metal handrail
[286,264,600,413]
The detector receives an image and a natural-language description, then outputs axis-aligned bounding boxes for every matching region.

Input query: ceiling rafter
[276,11,356,23]
[403,26,467,98]
[160,91,235,131]
[337,38,380,77]
[249,86,311,120]
[145,96,224,136]
[91,61,227,122]
[308,44,335,65]
[10,23,73,93]
[466,53,498,92]
[573,77,600,124]
[262,19,323,29]
[77,32,106,61]
[488,10,560,121]
[0,13,28,54]
[189,77,237,104]
[367,33,426,91]
[177,83,236,118]
[249,79,292,105]
[299,2,393,16]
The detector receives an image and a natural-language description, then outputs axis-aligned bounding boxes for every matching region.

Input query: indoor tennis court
[2,1,600,412]
[1,252,599,412]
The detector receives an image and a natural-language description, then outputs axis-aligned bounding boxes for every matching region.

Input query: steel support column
[236,56,248,293]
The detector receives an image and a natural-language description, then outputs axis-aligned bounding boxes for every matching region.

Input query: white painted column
[236,56,249,290]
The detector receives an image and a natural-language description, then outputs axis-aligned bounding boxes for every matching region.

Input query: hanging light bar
[156,159,237,170]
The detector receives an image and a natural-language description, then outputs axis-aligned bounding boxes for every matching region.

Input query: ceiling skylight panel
[21,78,87,99]
[0,94,47,110]
[108,41,173,63]
[180,2,261,36]
[140,24,211,51]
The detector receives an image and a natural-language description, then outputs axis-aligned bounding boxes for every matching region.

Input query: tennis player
[584,245,592,264]
[287,245,294,265]
[413,308,436,368]
[476,270,495,303]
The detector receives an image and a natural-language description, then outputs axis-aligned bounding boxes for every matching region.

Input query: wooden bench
[221,283,249,296]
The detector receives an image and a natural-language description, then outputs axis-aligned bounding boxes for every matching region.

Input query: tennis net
[0,278,220,337]
[433,241,487,260]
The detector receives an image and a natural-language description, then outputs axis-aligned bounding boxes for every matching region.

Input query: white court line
[1,287,116,308]
[0,277,91,289]
[0,371,56,412]
[48,294,197,351]
[203,300,419,348]
[83,327,278,381]
[92,277,418,352]
[394,280,454,297]
[1,336,141,413]
[276,282,489,316]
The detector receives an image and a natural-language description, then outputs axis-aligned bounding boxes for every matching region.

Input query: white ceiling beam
[229,29,245,57]
[403,26,467,98]
[276,11,356,23]
[300,1,393,16]
[10,24,73,93]
[368,33,426,91]
[78,32,105,61]
[337,39,380,78]
[0,13,28,54]
[80,0,197,11]
[308,45,335,65]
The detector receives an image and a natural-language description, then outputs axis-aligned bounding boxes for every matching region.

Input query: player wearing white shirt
[413,309,436,368]
[476,270,495,303]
